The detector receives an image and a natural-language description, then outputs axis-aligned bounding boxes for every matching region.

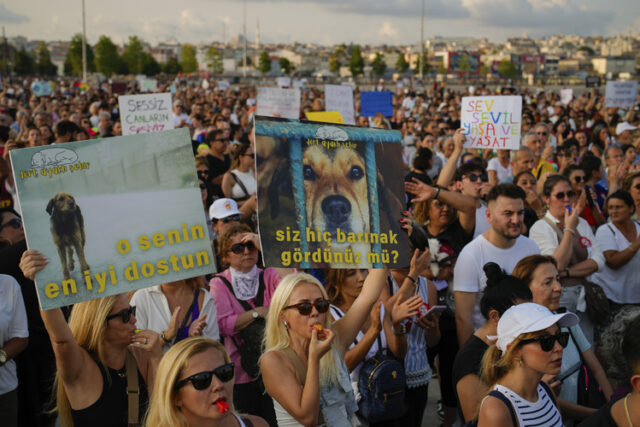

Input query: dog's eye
[349,166,364,181]
[303,165,316,181]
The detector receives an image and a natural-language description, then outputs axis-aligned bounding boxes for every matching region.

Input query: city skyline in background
[1,0,639,46]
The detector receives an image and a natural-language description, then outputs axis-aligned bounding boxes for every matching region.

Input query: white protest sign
[119,93,174,136]
[217,80,230,91]
[292,78,306,89]
[276,77,291,88]
[202,79,210,90]
[460,96,522,150]
[139,78,158,92]
[256,87,301,119]
[605,81,638,108]
[324,84,355,125]
[560,89,573,105]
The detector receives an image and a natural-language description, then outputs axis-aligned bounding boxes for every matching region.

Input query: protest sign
[560,89,573,105]
[292,78,307,89]
[217,80,230,91]
[360,91,394,117]
[111,82,127,94]
[276,76,291,88]
[304,111,344,124]
[324,84,355,125]
[139,78,158,92]
[9,129,214,310]
[31,81,52,97]
[605,81,638,108]
[460,96,522,150]
[256,87,301,119]
[254,116,408,269]
[585,76,601,88]
[118,93,174,136]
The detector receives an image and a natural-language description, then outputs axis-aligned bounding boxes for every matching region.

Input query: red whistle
[216,399,229,413]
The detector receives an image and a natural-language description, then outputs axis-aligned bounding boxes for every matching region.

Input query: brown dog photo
[46,192,90,279]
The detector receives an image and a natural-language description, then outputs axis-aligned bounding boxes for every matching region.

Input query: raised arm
[437,129,465,188]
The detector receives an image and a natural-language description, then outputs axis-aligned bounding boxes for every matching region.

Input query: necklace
[625,394,634,427]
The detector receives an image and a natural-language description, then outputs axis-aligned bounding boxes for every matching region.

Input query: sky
[0,0,638,46]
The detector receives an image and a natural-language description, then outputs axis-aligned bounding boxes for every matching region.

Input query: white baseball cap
[493,303,578,352]
[616,122,637,136]
[209,198,241,220]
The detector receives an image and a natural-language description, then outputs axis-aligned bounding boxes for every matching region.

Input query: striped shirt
[493,383,562,426]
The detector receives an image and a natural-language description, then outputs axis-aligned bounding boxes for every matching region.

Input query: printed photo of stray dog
[46,192,90,279]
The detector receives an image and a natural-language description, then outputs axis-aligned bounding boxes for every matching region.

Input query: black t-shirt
[206,153,231,198]
[452,334,488,391]
[523,208,538,237]
[577,396,621,427]
[428,218,473,257]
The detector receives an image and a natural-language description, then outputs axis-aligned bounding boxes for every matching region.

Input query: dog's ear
[46,197,55,216]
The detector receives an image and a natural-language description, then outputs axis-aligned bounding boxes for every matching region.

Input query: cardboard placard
[585,76,601,88]
[139,78,158,92]
[254,116,408,269]
[560,89,573,105]
[460,96,522,150]
[111,82,127,94]
[360,91,393,117]
[31,81,52,97]
[324,84,355,125]
[276,76,291,88]
[256,87,301,119]
[304,111,344,124]
[118,93,174,136]
[9,129,215,309]
[605,81,638,108]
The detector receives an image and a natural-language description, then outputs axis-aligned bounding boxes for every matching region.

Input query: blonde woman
[260,269,393,426]
[145,337,268,427]
[19,250,163,427]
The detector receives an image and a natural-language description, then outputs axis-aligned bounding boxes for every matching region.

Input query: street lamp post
[81,0,87,82]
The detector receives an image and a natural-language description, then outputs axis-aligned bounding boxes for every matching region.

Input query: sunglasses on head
[106,306,136,323]
[553,190,576,200]
[465,173,488,183]
[0,217,22,231]
[230,241,256,254]
[283,299,330,315]
[175,363,235,390]
[519,331,569,352]
[573,176,584,183]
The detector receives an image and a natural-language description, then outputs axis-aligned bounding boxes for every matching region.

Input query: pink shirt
[209,267,281,384]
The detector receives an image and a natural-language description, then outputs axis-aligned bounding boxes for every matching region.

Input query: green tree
[413,53,430,75]
[395,53,409,73]
[437,63,447,74]
[329,55,340,73]
[181,44,198,73]
[497,60,517,79]
[121,36,146,74]
[329,44,346,74]
[258,51,271,74]
[371,52,386,77]
[578,46,595,56]
[141,53,161,76]
[64,34,95,76]
[35,42,57,76]
[14,47,35,75]
[279,57,292,75]
[163,56,182,74]
[205,46,224,74]
[94,35,123,76]
[348,45,364,77]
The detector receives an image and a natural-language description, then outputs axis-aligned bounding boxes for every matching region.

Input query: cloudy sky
[0,0,638,46]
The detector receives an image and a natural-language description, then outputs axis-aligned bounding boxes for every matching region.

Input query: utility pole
[2,27,7,76]
[242,0,247,78]
[419,0,424,80]
[81,0,87,82]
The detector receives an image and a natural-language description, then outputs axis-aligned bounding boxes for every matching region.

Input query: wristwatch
[160,331,171,345]
[393,323,407,336]
[252,310,259,319]
[0,349,7,365]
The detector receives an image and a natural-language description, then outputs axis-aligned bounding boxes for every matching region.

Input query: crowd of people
[1,76,640,427]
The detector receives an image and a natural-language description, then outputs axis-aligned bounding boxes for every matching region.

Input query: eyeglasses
[283,299,330,315]
[464,173,488,183]
[106,306,136,323]
[215,138,227,143]
[230,241,256,254]
[0,217,22,231]
[175,363,235,390]
[519,332,569,352]
[243,153,255,158]
[553,191,576,200]
[536,131,548,136]
[197,170,209,176]
[214,214,241,225]
[573,176,584,183]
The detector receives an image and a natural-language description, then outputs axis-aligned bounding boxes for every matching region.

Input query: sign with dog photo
[9,129,215,309]
[254,116,409,269]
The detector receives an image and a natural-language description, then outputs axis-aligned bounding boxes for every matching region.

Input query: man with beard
[453,184,539,346]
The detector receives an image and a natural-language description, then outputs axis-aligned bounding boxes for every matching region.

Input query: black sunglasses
[465,173,488,183]
[553,190,576,200]
[519,332,569,352]
[0,217,22,231]
[214,214,241,224]
[106,306,136,323]
[283,299,330,316]
[573,176,584,183]
[230,241,256,254]
[199,183,207,190]
[243,153,255,158]
[175,363,235,390]
[197,170,209,176]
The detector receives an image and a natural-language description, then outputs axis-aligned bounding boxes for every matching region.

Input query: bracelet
[160,331,171,345]
[406,275,418,285]
[434,187,441,200]
[564,228,576,235]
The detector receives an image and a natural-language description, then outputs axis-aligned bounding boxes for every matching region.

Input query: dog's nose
[321,195,351,225]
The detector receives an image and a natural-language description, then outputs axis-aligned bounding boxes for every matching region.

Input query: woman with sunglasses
[477,302,578,427]
[209,224,282,425]
[145,337,268,427]
[563,165,606,228]
[624,171,640,221]
[19,249,163,427]
[529,175,604,336]
[260,270,391,426]
[513,255,613,425]
[221,143,256,208]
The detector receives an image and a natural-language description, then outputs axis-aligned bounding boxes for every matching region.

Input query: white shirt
[529,212,605,272]
[230,169,257,200]
[590,221,640,304]
[454,235,540,330]
[473,203,490,239]
[487,157,513,183]
[0,275,28,394]
[131,285,219,351]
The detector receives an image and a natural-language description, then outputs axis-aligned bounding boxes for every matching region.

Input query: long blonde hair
[262,272,340,387]
[144,337,231,427]
[54,295,120,427]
